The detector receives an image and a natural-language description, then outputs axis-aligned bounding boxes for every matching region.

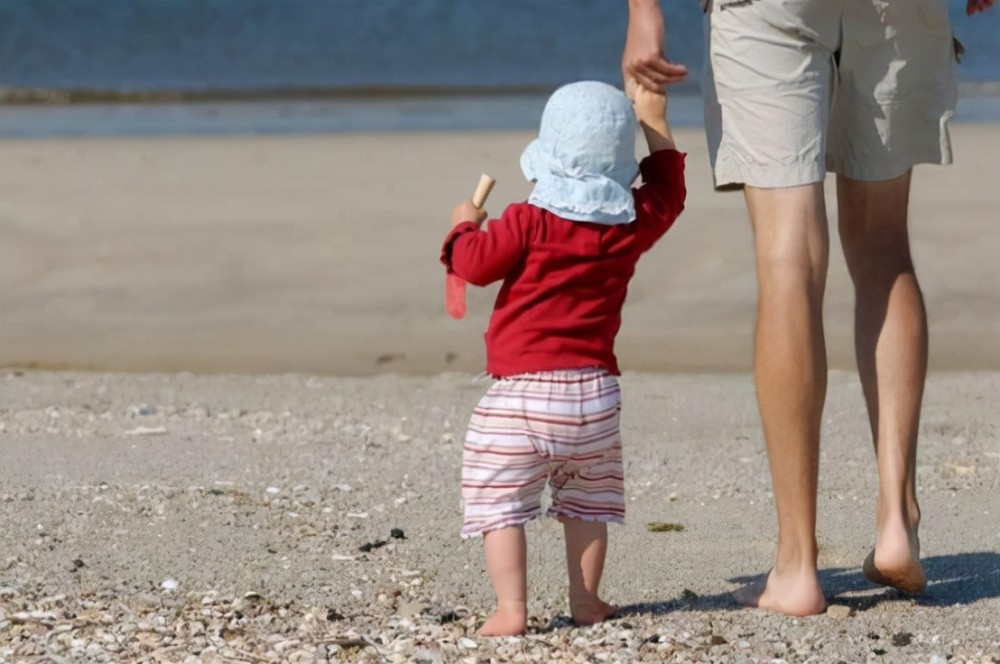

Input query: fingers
[454,201,487,223]
[646,59,689,84]
[452,200,483,226]
[628,60,688,92]
[624,77,640,102]
[631,69,664,93]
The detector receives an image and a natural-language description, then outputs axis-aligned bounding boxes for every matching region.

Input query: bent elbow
[462,271,494,288]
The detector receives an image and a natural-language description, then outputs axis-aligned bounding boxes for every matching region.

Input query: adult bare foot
[570,597,617,626]
[478,605,527,637]
[863,522,926,594]
[733,567,826,617]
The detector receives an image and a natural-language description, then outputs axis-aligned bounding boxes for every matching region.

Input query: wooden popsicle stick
[446,173,495,320]
[472,174,495,209]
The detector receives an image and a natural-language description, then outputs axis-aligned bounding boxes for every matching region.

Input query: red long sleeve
[633,149,687,253]
[440,149,686,377]
[440,206,532,286]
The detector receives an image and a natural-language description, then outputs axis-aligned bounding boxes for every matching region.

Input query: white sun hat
[520,81,639,225]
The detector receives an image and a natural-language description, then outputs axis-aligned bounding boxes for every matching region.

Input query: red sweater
[441,149,686,377]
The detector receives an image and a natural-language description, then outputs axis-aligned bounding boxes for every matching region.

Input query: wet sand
[2,125,999,375]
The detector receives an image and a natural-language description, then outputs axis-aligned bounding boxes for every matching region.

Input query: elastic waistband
[496,367,612,383]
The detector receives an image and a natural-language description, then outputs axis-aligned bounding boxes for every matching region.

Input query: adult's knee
[755,242,829,300]
[837,172,914,272]
[747,183,830,284]
[840,229,916,283]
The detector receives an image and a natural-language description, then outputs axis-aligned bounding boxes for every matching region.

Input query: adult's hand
[967,0,995,15]
[622,0,687,91]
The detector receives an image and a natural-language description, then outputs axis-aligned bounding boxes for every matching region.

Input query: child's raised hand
[452,199,488,228]
[625,76,640,103]
[627,77,675,153]
[629,79,668,128]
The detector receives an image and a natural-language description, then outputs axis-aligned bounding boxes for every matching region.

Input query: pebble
[826,604,853,619]
[10,610,58,623]
[396,601,428,617]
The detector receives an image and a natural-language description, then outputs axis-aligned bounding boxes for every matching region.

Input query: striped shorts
[461,368,625,538]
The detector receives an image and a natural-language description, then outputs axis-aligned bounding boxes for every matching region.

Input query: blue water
[2,92,999,139]
[1,0,998,137]
[0,0,683,94]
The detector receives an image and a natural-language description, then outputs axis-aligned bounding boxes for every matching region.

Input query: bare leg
[733,183,829,616]
[563,519,616,625]
[479,526,528,636]
[837,172,926,594]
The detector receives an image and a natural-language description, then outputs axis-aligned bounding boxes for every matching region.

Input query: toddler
[440,79,686,636]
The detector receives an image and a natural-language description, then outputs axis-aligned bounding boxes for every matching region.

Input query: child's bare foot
[478,604,528,636]
[570,597,617,626]
[733,567,826,617]
[863,522,925,594]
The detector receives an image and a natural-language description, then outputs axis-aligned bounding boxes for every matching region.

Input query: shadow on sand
[594,551,1000,623]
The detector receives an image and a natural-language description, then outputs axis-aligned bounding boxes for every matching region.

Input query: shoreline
[3,80,999,104]
[2,89,1000,140]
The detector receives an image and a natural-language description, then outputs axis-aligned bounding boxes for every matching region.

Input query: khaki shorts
[704,0,958,189]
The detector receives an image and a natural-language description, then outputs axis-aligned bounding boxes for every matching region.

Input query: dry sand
[0,125,998,661]
[1,126,999,375]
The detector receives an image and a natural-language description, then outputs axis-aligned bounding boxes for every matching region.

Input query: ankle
[495,599,527,615]
[774,542,819,574]
[568,577,606,601]
[569,591,601,608]
[876,493,921,528]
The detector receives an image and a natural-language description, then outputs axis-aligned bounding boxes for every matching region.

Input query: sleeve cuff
[440,221,480,272]
[639,149,686,182]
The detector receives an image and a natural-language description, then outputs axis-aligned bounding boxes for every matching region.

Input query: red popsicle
[447,174,495,319]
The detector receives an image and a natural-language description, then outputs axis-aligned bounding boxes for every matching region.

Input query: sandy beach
[1,124,999,661]
[0,370,997,661]
[2,126,999,375]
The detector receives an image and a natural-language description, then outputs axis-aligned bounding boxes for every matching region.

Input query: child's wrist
[641,119,675,152]
[640,117,669,134]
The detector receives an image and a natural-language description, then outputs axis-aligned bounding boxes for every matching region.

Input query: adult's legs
[735,182,830,616]
[837,172,926,593]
